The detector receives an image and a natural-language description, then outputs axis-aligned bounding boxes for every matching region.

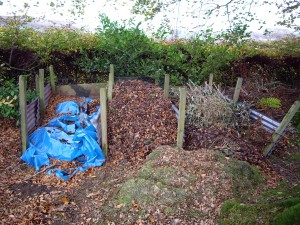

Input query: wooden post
[164,74,170,99]
[209,74,213,86]
[233,77,243,105]
[39,69,45,118]
[49,65,56,94]
[19,75,28,153]
[110,63,114,75]
[177,87,187,148]
[35,74,39,93]
[100,87,108,157]
[108,64,114,101]
[264,100,300,156]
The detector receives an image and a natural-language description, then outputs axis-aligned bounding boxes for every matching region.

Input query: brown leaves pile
[107,80,177,164]
[0,94,100,224]
[43,94,85,124]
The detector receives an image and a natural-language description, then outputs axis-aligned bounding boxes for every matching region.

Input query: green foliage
[0,79,19,119]
[258,97,282,108]
[219,180,300,225]
[75,15,253,85]
[76,14,163,79]
[220,200,300,225]
[0,13,298,88]
[0,17,97,69]
[252,36,300,57]
[273,203,300,225]
[200,25,254,82]
[0,77,37,120]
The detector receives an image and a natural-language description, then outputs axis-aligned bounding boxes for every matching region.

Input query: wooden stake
[233,77,243,105]
[264,100,300,156]
[39,69,45,118]
[177,87,187,148]
[49,65,56,94]
[108,64,114,101]
[164,74,170,99]
[110,63,114,75]
[209,74,213,86]
[100,87,108,157]
[35,74,39,93]
[19,75,28,153]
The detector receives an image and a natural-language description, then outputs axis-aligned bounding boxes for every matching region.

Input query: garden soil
[0,80,299,224]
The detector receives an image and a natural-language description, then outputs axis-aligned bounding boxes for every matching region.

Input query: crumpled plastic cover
[21,99,105,180]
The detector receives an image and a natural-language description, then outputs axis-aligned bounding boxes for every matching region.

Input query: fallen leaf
[61,197,69,205]
[116,203,125,209]
[149,215,155,223]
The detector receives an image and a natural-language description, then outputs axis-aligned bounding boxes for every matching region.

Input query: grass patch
[220,200,276,225]
[219,183,300,225]
[224,159,263,202]
[273,202,300,225]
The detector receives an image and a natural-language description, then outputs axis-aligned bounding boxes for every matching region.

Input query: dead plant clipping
[185,81,250,128]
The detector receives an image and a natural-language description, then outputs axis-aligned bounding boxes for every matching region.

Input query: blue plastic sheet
[21,99,105,180]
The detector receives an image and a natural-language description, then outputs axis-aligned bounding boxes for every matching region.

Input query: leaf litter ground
[0,80,299,224]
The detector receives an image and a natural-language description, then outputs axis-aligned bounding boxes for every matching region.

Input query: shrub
[258,97,282,108]
[0,77,38,121]
[0,79,19,120]
[76,14,163,78]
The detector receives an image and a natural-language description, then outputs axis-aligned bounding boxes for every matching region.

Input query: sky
[0,0,296,38]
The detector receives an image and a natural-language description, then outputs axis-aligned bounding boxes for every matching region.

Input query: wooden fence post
[164,74,170,99]
[177,87,187,148]
[100,87,108,157]
[209,74,213,86]
[264,100,300,156]
[49,65,56,94]
[39,69,45,118]
[233,77,243,105]
[108,64,114,101]
[110,63,114,75]
[19,75,28,153]
[35,74,39,93]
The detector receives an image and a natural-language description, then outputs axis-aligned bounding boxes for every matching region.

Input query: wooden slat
[164,74,170,99]
[39,69,45,118]
[19,75,28,153]
[209,74,213,86]
[233,77,243,105]
[177,87,187,148]
[108,64,114,101]
[100,87,108,157]
[49,65,56,94]
[264,100,300,156]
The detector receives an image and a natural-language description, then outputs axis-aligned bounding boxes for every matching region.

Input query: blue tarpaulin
[21,99,105,180]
